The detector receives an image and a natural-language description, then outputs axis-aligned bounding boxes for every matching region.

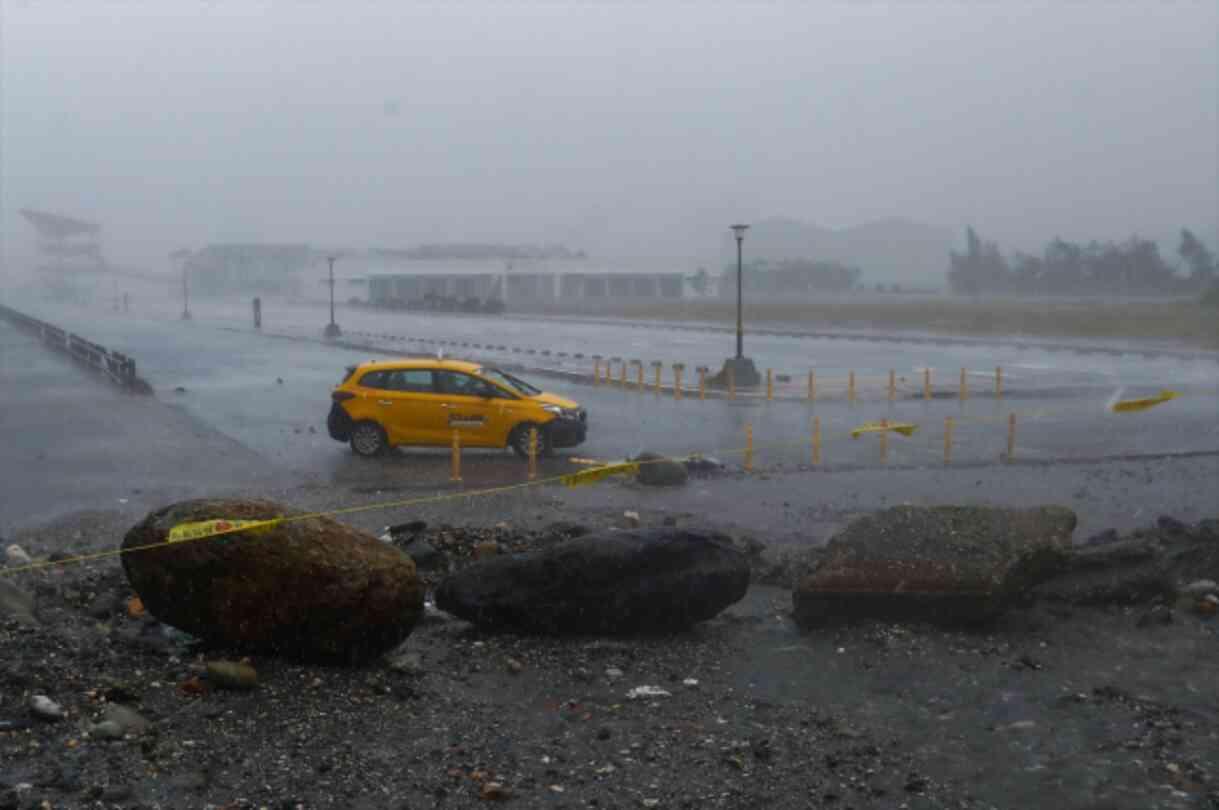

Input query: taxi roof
[354,358,483,374]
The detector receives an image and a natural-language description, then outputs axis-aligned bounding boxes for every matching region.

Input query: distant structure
[367,266,685,312]
[20,208,107,275]
[184,244,313,296]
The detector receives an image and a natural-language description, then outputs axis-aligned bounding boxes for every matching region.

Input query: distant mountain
[726,217,955,287]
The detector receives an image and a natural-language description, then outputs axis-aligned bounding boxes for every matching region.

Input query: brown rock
[794,505,1076,627]
[122,498,424,663]
[479,782,512,801]
[473,541,500,560]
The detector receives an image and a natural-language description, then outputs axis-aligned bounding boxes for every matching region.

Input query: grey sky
[2,2,1216,273]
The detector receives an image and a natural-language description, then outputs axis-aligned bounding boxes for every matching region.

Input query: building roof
[20,208,101,239]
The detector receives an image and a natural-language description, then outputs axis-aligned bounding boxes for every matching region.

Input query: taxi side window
[359,370,389,389]
[385,370,435,393]
[436,371,498,398]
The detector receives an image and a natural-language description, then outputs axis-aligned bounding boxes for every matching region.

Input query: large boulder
[793,505,1076,627]
[434,528,749,634]
[1034,517,1219,605]
[122,498,424,663]
[634,452,689,487]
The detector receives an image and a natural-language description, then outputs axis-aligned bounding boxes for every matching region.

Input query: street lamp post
[732,223,748,358]
[323,256,342,338]
[711,223,760,388]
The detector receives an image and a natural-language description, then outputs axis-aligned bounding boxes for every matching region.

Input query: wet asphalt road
[2,290,1217,539]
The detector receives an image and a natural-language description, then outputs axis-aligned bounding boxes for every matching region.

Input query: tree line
[700,259,863,296]
[948,227,1216,296]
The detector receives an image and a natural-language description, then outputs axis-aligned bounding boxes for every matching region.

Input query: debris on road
[435,528,750,634]
[794,505,1076,627]
[122,498,424,663]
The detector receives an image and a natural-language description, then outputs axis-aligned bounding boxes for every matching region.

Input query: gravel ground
[3,498,1218,810]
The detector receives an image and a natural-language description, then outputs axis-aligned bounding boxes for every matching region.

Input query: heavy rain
[2,3,1217,808]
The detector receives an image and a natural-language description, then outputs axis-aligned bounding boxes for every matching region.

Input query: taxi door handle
[377,400,393,406]
[440,403,452,408]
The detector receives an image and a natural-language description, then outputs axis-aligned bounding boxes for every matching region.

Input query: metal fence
[0,303,151,394]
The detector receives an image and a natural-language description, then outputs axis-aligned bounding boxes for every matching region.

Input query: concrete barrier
[0,304,151,394]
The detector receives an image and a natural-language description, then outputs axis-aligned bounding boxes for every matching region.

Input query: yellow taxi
[327,359,587,458]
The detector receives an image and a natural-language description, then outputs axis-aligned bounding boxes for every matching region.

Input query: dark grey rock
[634,452,689,487]
[1082,528,1120,547]
[400,537,447,571]
[1034,538,1175,605]
[435,528,750,634]
[1157,515,1189,535]
[794,505,1077,627]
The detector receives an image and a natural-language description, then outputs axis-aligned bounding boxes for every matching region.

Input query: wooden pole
[944,416,954,464]
[996,366,1003,399]
[728,367,736,400]
[811,416,822,465]
[766,368,773,401]
[698,367,707,400]
[592,356,600,385]
[636,361,644,392]
[848,371,856,405]
[888,370,896,402]
[923,368,931,400]
[1006,412,1016,462]
[653,362,662,395]
[959,367,968,401]
[619,358,627,388]
[673,365,684,400]
[808,370,816,401]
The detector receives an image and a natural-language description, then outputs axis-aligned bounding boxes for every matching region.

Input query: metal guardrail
[0,303,152,394]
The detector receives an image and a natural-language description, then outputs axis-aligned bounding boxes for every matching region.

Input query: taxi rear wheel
[350,422,388,457]
[509,422,552,459]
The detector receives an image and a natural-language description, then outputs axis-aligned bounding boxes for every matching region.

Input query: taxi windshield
[478,367,541,396]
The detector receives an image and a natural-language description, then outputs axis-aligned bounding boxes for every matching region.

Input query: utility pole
[323,256,342,338]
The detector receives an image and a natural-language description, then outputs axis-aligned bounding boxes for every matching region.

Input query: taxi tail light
[332,391,356,402]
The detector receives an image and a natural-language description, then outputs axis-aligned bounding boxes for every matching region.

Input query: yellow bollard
[923,367,931,400]
[673,364,684,400]
[944,416,954,465]
[808,370,816,401]
[528,426,538,481]
[766,369,773,401]
[592,356,601,385]
[652,362,662,395]
[879,419,889,463]
[811,415,822,466]
[728,367,736,399]
[635,360,644,392]
[959,367,968,401]
[848,371,856,405]
[1006,412,1016,462]
[996,366,1003,399]
[450,431,462,483]
[888,370,896,402]
[698,367,707,400]
[744,423,753,472]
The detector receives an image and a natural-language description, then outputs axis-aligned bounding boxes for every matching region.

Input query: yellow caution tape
[167,518,281,543]
[850,421,918,439]
[561,462,640,488]
[1110,390,1180,413]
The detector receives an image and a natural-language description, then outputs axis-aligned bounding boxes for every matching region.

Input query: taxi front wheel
[509,422,553,459]
[350,421,388,457]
